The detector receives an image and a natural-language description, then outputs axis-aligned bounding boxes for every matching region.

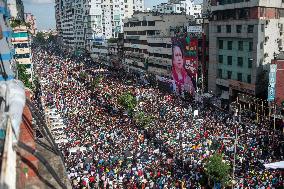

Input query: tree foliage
[134,111,154,129]
[118,92,137,112]
[79,72,88,81]
[91,75,103,90]
[17,64,32,89]
[10,19,30,28]
[34,32,46,43]
[204,153,231,187]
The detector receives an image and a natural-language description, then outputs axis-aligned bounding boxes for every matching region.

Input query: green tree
[118,92,137,113]
[134,111,154,129]
[204,153,231,187]
[17,64,32,89]
[79,72,88,81]
[34,32,46,43]
[10,19,31,28]
[91,76,103,90]
[10,19,21,28]
[48,33,56,42]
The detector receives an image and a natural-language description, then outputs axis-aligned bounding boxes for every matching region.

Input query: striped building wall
[0,0,15,81]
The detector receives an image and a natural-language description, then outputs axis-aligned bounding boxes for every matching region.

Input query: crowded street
[32,44,284,189]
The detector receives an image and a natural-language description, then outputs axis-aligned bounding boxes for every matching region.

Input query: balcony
[148,57,172,67]
[147,46,171,55]
[211,0,284,11]
[125,35,140,40]
[147,36,171,44]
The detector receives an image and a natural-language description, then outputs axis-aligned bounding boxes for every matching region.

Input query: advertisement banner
[187,26,202,33]
[267,64,277,101]
[172,35,198,95]
[268,86,275,101]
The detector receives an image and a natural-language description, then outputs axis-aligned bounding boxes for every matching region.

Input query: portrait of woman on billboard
[172,41,195,95]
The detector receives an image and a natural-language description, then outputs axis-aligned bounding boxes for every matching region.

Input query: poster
[172,35,198,95]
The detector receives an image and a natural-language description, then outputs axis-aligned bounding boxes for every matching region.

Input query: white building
[56,0,145,52]
[153,0,202,18]
[7,0,25,21]
[133,0,145,12]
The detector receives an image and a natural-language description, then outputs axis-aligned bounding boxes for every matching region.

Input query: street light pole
[232,127,237,189]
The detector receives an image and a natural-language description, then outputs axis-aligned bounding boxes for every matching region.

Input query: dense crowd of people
[32,44,283,189]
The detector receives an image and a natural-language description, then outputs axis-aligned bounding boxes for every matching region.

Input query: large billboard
[172,35,198,95]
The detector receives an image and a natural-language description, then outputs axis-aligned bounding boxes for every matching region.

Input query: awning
[264,161,284,169]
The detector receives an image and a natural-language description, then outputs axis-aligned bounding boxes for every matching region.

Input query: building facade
[123,12,192,76]
[153,0,202,18]
[272,53,284,108]
[55,0,145,52]
[0,0,16,80]
[24,13,37,36]
[208,0,284,100]
[7,0,24,21]
[11,26,32,78]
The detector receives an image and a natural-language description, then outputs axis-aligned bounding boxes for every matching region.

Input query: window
[260,42,263,49]
[261,24,264,32]
[218,69,222,78]
[237,73,242,82]
[249,42,253,51]
[227,56,232,65]
[227,71,232,79]
[219,55,223,63]
[237,57,243,67]
[227,41,232,50]
[219,40,223,49]
[226,25,231,33]
[236,25,242,33]
[238,41,243,51]
[248,25,254,33]
[217,25,221,33]
[247,75,251,83]
[148,21,155,26]
[248,58,253,68]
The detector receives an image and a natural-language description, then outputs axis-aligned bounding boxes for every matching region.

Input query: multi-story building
[133,0,145,13]
[123,12,192,76]
[202,0,211,17]
[208,0,284,101]
[7,0,24,21]
[272,53,284,108]
[55,0,145,52]
[24,13,37,36]
[153,0,202,18]
[0,0,16,81]
[73,0,85,51]
[11,26,32,78]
